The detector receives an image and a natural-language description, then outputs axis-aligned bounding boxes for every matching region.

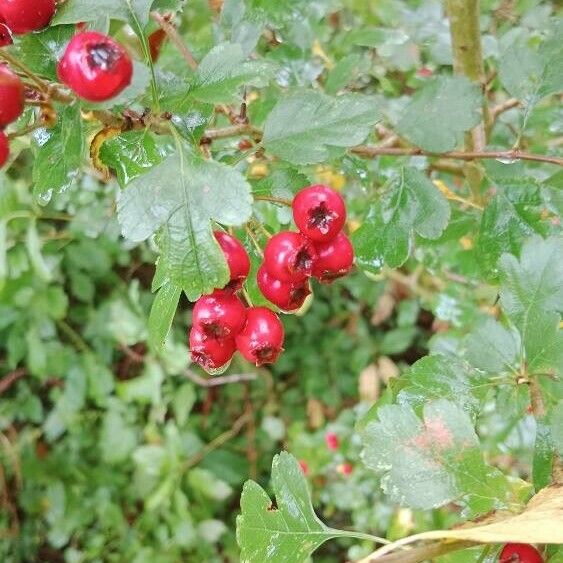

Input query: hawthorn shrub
[0,0,562,562]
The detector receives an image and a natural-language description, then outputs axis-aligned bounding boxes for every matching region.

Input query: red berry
[189,327,236,371]
[337,463,353,476]
[0,0,55,34]
[292,184,346,242]
[0,64,24,127]
[192,290,246,339]
[0,22,12,46]
[264,231,317,283]
[499,544,543,563]
[257,264,310,312]
[312,232,354,283]
[298,460,309,475]
[148,28,167,62]
[235,307,284,366]
[0,131,8,167]
[214,231,250,292]
[417,67,433,78]
[325,432,339,450]
[57,31,133,102]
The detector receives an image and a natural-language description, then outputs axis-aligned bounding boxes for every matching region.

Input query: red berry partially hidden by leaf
[325,432,339,450]
[236,307,284,366]
[257,265,310,312]
[57,31,133,102]
[312,232,354,283]
[0,22,12,46]
[148,28,167,62]
[292,184,346,242]
[0,131,9,167]
[214,231,250,292]
[264,231,317,282]
[192,290,246,339]
[0,0,55,34]
[0,64,24,127]
[189,327,236,371]
[298,460,309,475]
[499,544,543,563]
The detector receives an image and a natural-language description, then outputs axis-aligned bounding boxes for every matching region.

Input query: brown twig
[351,146,563,167]
[253,195,292,207]
[490,98,520,120]
[0,368,26,395]
[150,11,198,71]
[529,377,546,418]
[184,370,257,387]
[203,123,262,140]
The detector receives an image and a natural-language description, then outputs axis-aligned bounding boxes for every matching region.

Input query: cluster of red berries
[190,184,354,372]
[0,0,133,168]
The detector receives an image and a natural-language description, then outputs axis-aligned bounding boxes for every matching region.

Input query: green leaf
[464,318,520,375]
[499,235,563,373]
[532,421,554,492]
[189,43,273,104]
[32,105,84,198]
[99,129,169,187]
[236,452,337,563]
[394,355,488,418]
[551,402,563,456]
[26,220,52,282]
[100,404,138,464]
[117,144,252,300]
[361,399,512,516]
[263,91,380,165]
[52,0,155,27]
[148,281,181,351]
[12,25,75,80]
[395,76,482,153]
[353,168,450,269]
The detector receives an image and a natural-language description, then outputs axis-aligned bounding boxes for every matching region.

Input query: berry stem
[253,195,293,207]
[150,11,198,71]
[0,50,49,93]
[245,224,264,256]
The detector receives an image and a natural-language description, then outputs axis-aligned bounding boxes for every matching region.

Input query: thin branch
[253,195,292,206]
[351,146,563,167]
[203,123,262,140]
[184,369,257,387]
[150,11,198,71]
[490,98,520,120]
[529,377,546,418]
[359,540,474,563]
[0,369,26,395]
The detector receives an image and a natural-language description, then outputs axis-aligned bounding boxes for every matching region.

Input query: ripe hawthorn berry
[292,184,346,242]
[0,64,24,127]
[257,265,311,312]
[0,131,8,168]
[235,306,284,366]
[214,230,250,292]
[337,463,353,476]
[192,290,246,339]
[0,0,56,34]
[57,31,133,102]
[0,21,12,46]
[499,544,543,563]
[325,432,339,450]
[189,327,236,371]
[264,231,317,283]
[312,232,354,283]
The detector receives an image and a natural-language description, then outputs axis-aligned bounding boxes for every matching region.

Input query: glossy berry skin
[292,184,346,242]
[192,290,246,339]
[235,307,284,366]
[0,0,56,34]
[0,22,12,46]
[189,327,236,371]
[257,265,310,312]
[0,131,8,168]
[0,64,24,127]
[57,31,133,102]
[264,231,317,283]
[214,231,250,292]
[312,232,354,283]
[499,544,543,563]
[325,432,339,450]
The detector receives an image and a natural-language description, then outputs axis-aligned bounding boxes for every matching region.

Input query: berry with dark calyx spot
[192,290,246,339]
[264,231,317,283]
[57,31,133,102]
[0,64,24,127]
[0,131,9,167]
[0,22,12,46]
[235,306,284,366]
[499,544,543,563]
[292,184,346,242]
[257,265,310,312]
[189,327,236,371]
[0,0,56,34]
[214,230,250,292]
[312,232,354,283]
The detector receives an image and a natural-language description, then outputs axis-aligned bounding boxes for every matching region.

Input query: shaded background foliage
[0,0,561,562]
